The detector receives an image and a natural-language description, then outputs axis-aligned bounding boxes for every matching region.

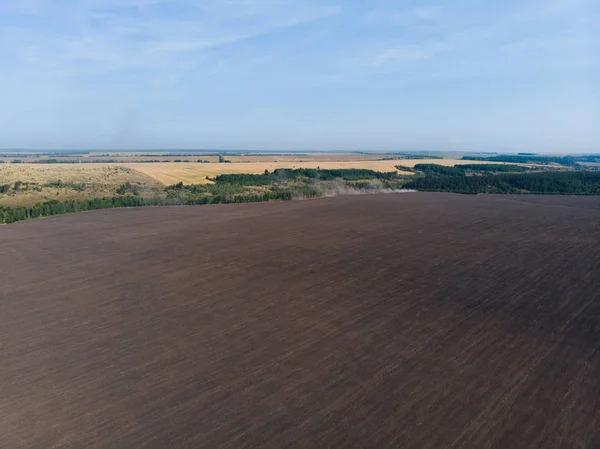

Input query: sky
[0,0,598,153]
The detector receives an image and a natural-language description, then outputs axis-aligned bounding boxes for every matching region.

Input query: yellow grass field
[0,164,160,207]
[123,159,478,185]
[0,164,152,184]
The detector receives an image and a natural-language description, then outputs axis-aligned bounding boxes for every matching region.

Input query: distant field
[123,159,479,185]
[0,164,160,206]
[224,154,398,163]
[0,152,445,164]
[0,152,451,164]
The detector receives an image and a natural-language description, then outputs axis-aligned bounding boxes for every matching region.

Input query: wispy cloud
[519,0,592,17]
[0,0,340,77]
[371,42,455,66]
[352,5,455,72]
[364,5,444,28]
[352,0,598,80]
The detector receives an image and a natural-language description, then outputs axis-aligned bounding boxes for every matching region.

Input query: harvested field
[124,159,525,185]
[1,194,599,448]
[122,160,408,185]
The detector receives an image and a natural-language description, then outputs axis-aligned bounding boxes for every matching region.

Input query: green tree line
[412,163,531,175]
[212,168,398,185]
[405,171,600,195]
[455,164,530,173]
[413,164,466,176]
[461,155,579,166]
[0,190,295,224]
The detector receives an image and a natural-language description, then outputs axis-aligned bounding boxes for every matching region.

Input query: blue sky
[0,0,598,152]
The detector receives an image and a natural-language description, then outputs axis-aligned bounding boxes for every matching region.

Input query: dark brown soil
[1,193,599,448]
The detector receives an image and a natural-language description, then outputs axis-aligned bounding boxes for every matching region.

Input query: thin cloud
[372,42,455,66]
[1,0,341,77]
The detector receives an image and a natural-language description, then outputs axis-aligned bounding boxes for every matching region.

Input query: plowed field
[1,193,599,448]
